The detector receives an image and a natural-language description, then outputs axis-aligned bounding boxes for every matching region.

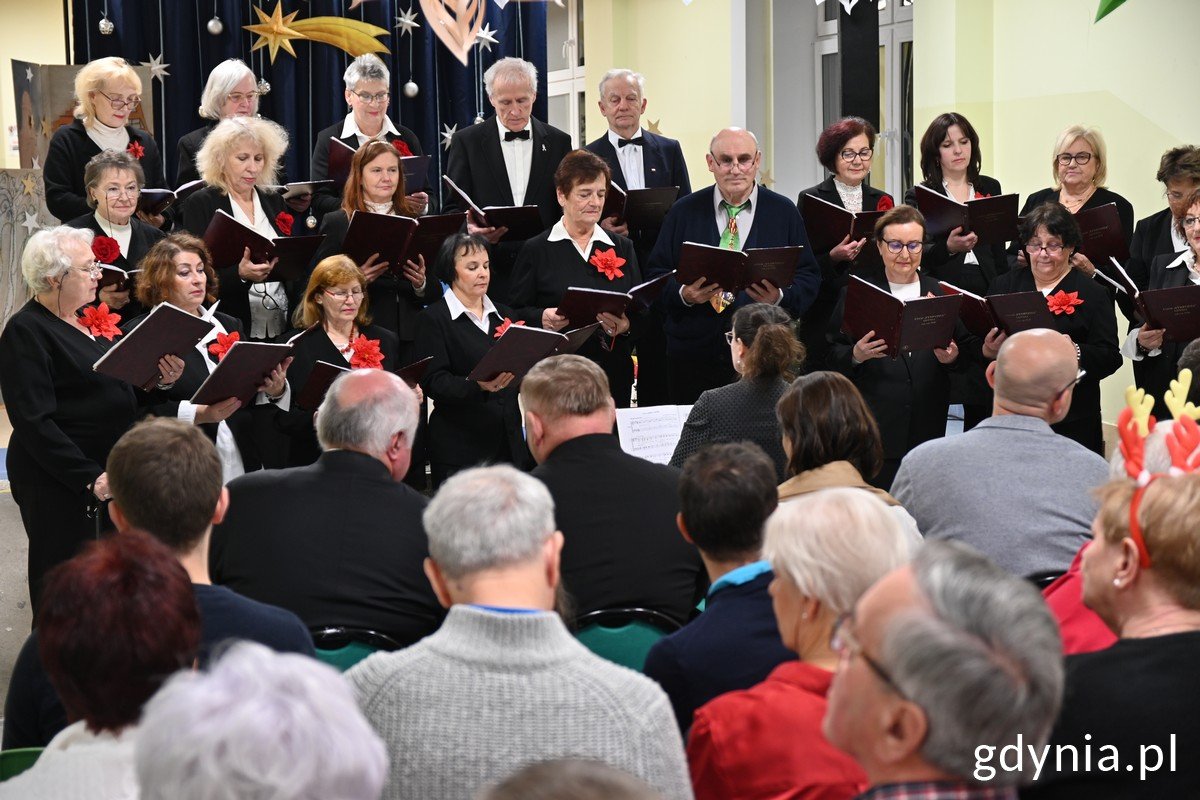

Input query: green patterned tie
[713,200,749,312]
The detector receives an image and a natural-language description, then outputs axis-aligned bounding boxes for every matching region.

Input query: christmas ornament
[420,0,486,66]
[207,16,224,35]
[99,14,115,35]
[257,79,272,95]
[403,80,419,98]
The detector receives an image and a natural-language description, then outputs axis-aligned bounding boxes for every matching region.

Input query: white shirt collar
[496,116,533,141]
[1165,249,1197,270]
[607,127,644,148]
[713,183,758,215]
[340,113,400,141]
[547,218,615,249]
[444,286,499,322]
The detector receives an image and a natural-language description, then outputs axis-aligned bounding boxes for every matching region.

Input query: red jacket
[1043,544,1117,656]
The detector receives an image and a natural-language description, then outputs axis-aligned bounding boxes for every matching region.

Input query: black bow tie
[504,129,530,141]
[618,136,644,148]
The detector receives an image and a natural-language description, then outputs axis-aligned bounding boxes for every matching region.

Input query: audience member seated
[892,329,1109,579]
[347,465,692,800]
[824,541,1063,800]
[688,489,915,800]
[481,759,663,800]
[522,355,705,625]
[1026,424,1200,798]
[0,532,200,800]
[644,442,792,733]
[211,369,443,647]
[135,642,387,800]
[670,303,803,479]
[775,371,919,536]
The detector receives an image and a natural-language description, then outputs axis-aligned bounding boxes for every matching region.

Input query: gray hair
[196,116,289,192]
[883,541,1064,786]
[83,150,145,208]
[484,57,537,98]
[1109,419,1174,478]
[764,489,916,615]
[22,226,95,294]
[316,369,418,457]
[598,68,645,98]
[343,53,389,91]
[424,465,555,579]
[198,59,257,120]
[135,641,387,800]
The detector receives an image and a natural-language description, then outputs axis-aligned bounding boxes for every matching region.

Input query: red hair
[341,140,422,217]
[816,116,877,173]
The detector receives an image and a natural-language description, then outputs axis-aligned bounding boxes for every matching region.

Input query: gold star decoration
[645,118,662,135]
[41,118,52,137]
[245,1,304,62]
[759,169,774,188]
[244,1,390,62]
[21,175,37,196]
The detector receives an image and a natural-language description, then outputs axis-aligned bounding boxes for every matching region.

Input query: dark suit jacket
[531,434,706,626]
[64,212,166,324]
[643,570,793,733]
[669,377,789,480]
[646,185,821,363]
[586,130,691,252]
[309,118,423,220]
[210,449,444,645]
[179,185,300,337]
[1127,207,1180,291]
[797,177,894,370]
[175,122,215,186]
[1014,186,1135,272]
[43,119,166,223]
[1131,251,1198,420]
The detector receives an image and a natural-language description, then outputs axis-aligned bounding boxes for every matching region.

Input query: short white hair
[484,57,537,98]
[135,642,388,800]
[344,53,389,91]
[22,226,94,294]
[598,68,645,98]
[316,369,419,456]
[198,59,257,120]
[424,465,555,579]
[763,488,916,615]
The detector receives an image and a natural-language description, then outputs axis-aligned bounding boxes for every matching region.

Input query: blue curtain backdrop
[71,0,547,204]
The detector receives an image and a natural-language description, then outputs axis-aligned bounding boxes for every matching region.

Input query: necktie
[617,136,645,148]
[504,129,530,141]
[712,201,749,313]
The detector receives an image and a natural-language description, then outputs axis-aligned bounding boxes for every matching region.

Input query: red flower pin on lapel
[494,317,525,339]
[274,211,294,236]
[349,336,385,369]
[126,140,145,160]
[392,139,413,157]
[589,247,626,281]
[1047,290,1084,316]
[876,194,895,211]
[80,303,122,340]
[207,331,240,361]
[91,236,120,264]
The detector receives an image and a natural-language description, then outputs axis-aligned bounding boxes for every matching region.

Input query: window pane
[547,2,569,72]
[548,93,570,137]
[824,0,839,22]
[899,40,914,198]
[821,53,841,129]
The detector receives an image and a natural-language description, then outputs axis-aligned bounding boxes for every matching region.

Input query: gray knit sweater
[347,605,694,800]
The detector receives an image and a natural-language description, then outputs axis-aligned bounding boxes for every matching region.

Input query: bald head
[991,329,1079,421]
[709,127,759,153]
[707,128,761,205]
[316,369,418,463]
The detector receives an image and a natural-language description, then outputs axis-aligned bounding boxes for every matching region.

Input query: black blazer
[179,185,300,337]
[530,433,706,627]
[311,209,435,345]
[275,323,400,467]
[122,310,262,472]
[509,230,643,407]
[902,175,1008,295]
[65,212,166,324]
[1013,186,1135,268]
[669,377,790,480]
[1127,207,1181,291]
[210,449,444,646]
[412,296,528,471]
[309,119,423,219]
[43,119,166,223]
[1131,251,1198,420]
[175,122,215,186]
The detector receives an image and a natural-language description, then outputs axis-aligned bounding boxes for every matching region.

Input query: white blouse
[229,191,288,340]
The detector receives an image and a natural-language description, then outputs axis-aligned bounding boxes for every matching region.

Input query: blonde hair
[196,117,289,193]
[1052,125,1108,188]
[74,57,141,126]
[293,255,371,329]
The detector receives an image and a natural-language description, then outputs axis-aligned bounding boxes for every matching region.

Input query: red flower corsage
[589,247,627,281]
[274,211,294,236]
[126,140,145,160]
[494,317,525,339]
[207,331,240,361]
[1047,290,1084,316]
[349,336,384,369]
[876,194,895,211]
[91,235,121,264]
[973,192,991,200]
[392,139,413,157]
[80,303,122,340]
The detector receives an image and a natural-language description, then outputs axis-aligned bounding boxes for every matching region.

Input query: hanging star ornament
[41,118,52,137]
[441,122,458,150]
[22,212,40,236]
[395,7,420,35]
[245,1,304,62]
[147,53,170,82]
[24,67,33,82]
[420,0,486,65]
[475,23,499,51]
[21,175,37,196]
[32,156,40,169]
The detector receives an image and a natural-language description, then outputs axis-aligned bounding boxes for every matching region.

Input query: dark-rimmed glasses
[1057,368,1087,397]
[883,240,924,255]
[350,90,389,105]
[840,148,874,162]
[96,90,140,111]
[1056,152,1092,166]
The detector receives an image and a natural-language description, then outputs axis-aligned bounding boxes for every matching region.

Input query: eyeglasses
[1025,242,1066,256]
[74,262,103,278]
[724,330,738,345]
[324,288,365,301]
[710,153,757,171]
[883,240,924,254]
[103,186,140,199]
[830,613,908,698]
[1166,190,1190,204]
[1057,368,1087,397]
[96,90,141,111]
[1182,216,1200,229]
[350,90,389,105]
[225,91,261,104]
[840,148,874,162]
[1056,152,1093,166]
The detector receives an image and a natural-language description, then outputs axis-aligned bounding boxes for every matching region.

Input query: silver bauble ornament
[403,81,419,98]
[207,16,224,35]
[257,79,271,96]
[99,15,115,35]
[474,113,485,125]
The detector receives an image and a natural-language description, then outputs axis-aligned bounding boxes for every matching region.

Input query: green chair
[575,608,682,672]
[0,747,44,781]
[310,627,402,672]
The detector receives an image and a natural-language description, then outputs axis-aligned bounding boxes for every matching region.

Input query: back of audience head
[678,442,778,562]
[1179,343,1200,406]
[521,355,614,463]
[730,303,804,382]
[824,540,1063,787]
[776,371,883,480]
[479,759,662,800]
[316,368,418,480]
[136,641,387,800]
[107,418,225,554]
[39,531,200,734]
[988,328,1079,422]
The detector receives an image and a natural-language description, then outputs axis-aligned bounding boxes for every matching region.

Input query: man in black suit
[211,369,443,646]
[586,68,691,406]
[443,57,572,304]
[643,441,793,734]
[522,356,705,626]
[646,128,821,403]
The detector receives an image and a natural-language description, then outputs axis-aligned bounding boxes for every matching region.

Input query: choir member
[175,58,259,186]
[1126,146,1200,290]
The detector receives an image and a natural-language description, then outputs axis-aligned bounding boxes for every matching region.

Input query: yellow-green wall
[1,0,68,169]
